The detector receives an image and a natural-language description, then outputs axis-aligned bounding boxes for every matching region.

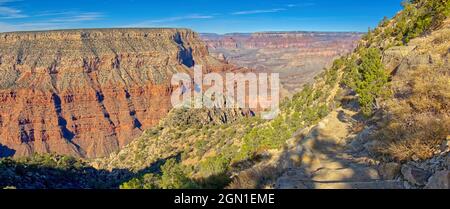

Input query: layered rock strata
[0,29,229,158]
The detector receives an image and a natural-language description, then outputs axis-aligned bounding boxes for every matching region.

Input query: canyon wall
[203,32,361,50]
[0,29,228,158]
[201,32,362,95]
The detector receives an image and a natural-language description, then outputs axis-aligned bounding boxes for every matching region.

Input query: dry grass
[408,68,450,113]
[374,64,450,161]
[418,27,450,55]
[376,114,449,161]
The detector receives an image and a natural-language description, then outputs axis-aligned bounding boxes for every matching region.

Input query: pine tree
[354,47,389,116]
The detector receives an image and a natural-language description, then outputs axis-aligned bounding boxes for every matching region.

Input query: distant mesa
[200,31,363,95]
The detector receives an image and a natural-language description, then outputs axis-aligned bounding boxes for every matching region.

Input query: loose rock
[424,171,449,189]
[401,165,432,186]
[379,162,401,180]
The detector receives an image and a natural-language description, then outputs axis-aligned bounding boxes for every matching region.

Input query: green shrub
[120,173,160,189]
[159,159,198,189]
[199,154,231,176]
[394,0,450,44]
[119,158,198,189]
[344,48,389,116]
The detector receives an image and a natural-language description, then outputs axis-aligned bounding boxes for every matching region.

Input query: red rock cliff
[0,28,225,158]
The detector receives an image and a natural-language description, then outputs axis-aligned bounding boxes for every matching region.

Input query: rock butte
[0,28,236,158]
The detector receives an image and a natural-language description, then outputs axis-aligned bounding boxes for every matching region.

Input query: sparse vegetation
[342,0,450,161]
[361,0,450,48]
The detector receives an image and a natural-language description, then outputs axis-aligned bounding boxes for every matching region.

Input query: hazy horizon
[0,0,403,33]
[0,27,368,35]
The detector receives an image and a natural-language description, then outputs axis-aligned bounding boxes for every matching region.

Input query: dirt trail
[274,108,405,189]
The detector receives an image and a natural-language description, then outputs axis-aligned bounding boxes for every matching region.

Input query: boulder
[424,171,450,189]
[379,162,401,180]
[401,165,432,186]
[348,127,373,153]
[382,45,416,71]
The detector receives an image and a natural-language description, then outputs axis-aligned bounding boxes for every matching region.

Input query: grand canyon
[0,29,358,159]
[201,32,362,94]
[0,0,448,192]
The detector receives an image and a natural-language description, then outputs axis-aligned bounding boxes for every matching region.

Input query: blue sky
[0,0,403,33]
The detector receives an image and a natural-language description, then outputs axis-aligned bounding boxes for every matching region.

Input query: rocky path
[274,108,405,189]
